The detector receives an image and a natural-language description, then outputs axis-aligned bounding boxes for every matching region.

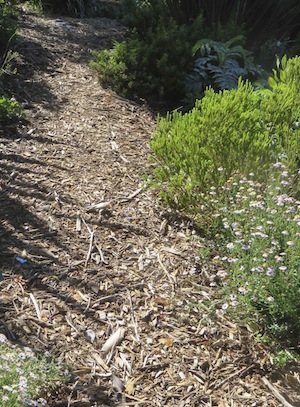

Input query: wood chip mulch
[0,10,299,407]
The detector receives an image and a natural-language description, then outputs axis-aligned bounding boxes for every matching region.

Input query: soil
[1,10,299,407]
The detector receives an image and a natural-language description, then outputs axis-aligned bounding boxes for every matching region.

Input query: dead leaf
[125,378,136,395]
[153,297,168,307]
[158,338,173,348]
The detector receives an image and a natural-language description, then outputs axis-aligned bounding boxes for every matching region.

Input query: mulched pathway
[1,10,299,407]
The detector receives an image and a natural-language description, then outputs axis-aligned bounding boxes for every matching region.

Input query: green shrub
[150,56,300,213]
[0,96,22,121]
[150,55,300,348]
[150,79,276,213]
[0,49,22,122]
[91,15,205,106]
[261,56,300,176]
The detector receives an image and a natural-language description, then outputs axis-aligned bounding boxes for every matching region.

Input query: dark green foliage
[0,0,17,55]
[121,0,300,43]
[0,96,22,122]
[0,1,21,122]
[91,15,205,107]
[172,0,300,43]
[185,36,265,106]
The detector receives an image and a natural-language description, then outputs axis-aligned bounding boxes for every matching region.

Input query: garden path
[0,10,298,407]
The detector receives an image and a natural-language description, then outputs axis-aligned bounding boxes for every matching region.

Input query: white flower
[222,303,229,310]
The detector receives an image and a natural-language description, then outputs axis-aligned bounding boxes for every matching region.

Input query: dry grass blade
[85,230,94,267]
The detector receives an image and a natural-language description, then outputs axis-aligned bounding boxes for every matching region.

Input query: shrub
[0,2,21,122]
[150,56,300,213]
[149,55,300,347]
[0,334,69,405]
[91,15,205,107]
[261,56,300,177]
[150,79,276,214]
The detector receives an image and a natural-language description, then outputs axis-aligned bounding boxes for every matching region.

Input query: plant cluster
[91,13,206,107]
[211,166,300,346]
[150,56,300,212]
[0,0,22,122]
[93,1,268,110]
[0,334,69,405]
[185,36,265,106]
[0,0,17,55]
[0,95,22,121]
[149,56,300,347]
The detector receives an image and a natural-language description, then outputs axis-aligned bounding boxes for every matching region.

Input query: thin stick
[157,252,176,291]
[85,230,94,267]
[95,243,106,264]
[65,316,80,335]
[214,365,254,390]
[262,377,295,407]
[127,290,140,344]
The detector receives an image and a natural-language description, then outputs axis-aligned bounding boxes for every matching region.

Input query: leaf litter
[0,10,299,407]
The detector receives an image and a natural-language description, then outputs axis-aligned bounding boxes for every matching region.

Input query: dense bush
[95,0,294,109]
[150,80,275,213]
[150,56,300,214]
[261,56,300,178]
[91,14,205,107]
